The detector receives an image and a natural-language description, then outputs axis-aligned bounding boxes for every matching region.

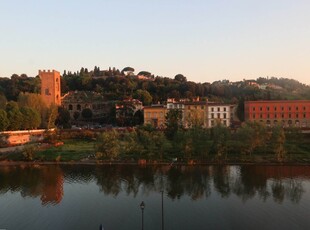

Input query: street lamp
[140,201,145,230]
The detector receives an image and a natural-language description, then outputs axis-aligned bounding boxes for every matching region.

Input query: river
[0,165,309,230]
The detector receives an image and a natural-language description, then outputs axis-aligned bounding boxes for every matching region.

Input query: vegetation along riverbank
[1,122,310,165]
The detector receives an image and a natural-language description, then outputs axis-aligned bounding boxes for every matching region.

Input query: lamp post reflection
[161,190,164,230]
[140,201,145,230]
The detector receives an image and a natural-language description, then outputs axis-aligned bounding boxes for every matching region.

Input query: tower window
[45,88,51,95]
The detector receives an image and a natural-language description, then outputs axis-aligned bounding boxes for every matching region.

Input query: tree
[82,108,93,120]
[73,111,80,120]
[174,74,187,82]
[55,107,71,128]
[165,109,183,140]
[0,109,9,131]
[0,94,7,109]
[20,107,41,130]
[236,121,268,155]
[46,105,58,130]
[96,130,119,159]
[133,89,152,105]
[210,122,230,158]
[6,101,23,130]
[270,126,286,161]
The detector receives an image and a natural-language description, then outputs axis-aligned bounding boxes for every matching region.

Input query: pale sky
[1,0,310,85]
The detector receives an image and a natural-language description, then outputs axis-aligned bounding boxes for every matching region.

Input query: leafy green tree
[165,109,183,140]
[174,74,187,82]
[20,107,41,129]
[270,126,286,161]
[6,101,23,130]
[210,122,230,157]
[46,105,58,130]
[96,130,119,159]
[236,121,268,155]
[55,107,71,128]
[133,89,152,105]
[0,109,9,131]
[0,94,7,109]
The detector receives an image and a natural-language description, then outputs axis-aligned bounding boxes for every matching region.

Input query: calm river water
[0,164,310,230]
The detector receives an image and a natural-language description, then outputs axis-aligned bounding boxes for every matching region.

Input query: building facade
[144,98,235,129]
[207,104,232,127]
[143,105,167,128]
[244,100,310,127]
[61,91,112,122]
[184,101,208,128]
[39,70,61,106]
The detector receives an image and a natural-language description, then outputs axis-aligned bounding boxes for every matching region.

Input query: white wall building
[207,104,232,127]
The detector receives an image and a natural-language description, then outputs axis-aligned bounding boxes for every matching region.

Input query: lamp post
[140,201,145,230]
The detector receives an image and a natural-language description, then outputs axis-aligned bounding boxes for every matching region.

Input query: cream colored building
[207,104,232,127]
[143,105,167,128]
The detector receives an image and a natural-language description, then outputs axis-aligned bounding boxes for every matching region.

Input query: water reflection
[0,165,309,206]
[0,165,64,205]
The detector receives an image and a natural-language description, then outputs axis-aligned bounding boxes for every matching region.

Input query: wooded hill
[1,66,309,111]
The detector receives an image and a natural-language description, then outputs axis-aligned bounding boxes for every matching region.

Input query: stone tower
[39,70,61,106]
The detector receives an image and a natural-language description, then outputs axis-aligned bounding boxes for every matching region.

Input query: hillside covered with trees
[0,66,309,130]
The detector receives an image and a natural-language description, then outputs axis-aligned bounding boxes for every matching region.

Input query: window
[288,107,291,111]
[267,114,270,119]
[69,104,73,110]
[267,106,270,111]
[296,107,299,111]
[211,113,214,119]
[224,107,226,112]
[223,120,227,126]
[217,107,220,112]
[274,106,277,111]
[296,114,299,118]
[253,114,256,119]
[260,114,262,119]
[281,107,284,111]
[211,108,214,112]
[253,107,255,111]
[303,106,306,111]
[260,107,262,111]
[282,113,284,118]
[304,113,306,118]
[77,104,81,111]
[45,88,50,95]
[224,114,227,119]
[275,114,277,118]
[289,114,291,118]
[217,113,220,119]
[211,120,215,126]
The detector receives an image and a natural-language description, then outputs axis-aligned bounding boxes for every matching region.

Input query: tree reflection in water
[0,165,309,205]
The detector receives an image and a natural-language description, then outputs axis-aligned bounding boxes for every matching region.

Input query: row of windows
[253,113,307,119]
[211,113,228,119]
[211,107,228,112]
[187,105,205,110]
[145,112,165,118]
[252,106,307,112]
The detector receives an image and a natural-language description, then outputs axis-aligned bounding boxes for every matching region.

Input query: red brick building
[244,100,310,127]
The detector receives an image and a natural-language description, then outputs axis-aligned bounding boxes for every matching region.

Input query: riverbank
[1,138,310,166]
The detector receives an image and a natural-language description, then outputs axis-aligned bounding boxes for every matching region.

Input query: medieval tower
[39,70,61,106]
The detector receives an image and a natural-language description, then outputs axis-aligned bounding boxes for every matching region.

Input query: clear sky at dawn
[0,0,310,85]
